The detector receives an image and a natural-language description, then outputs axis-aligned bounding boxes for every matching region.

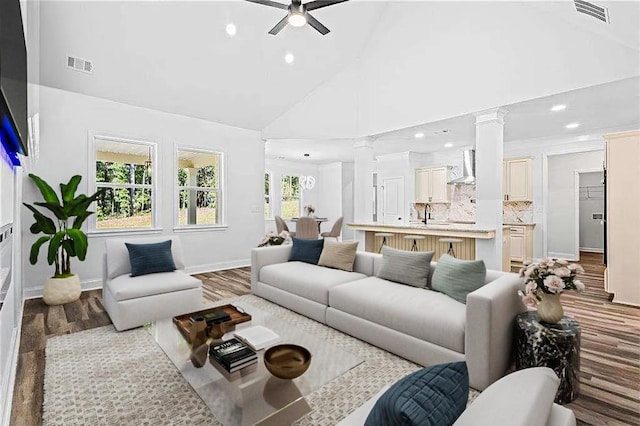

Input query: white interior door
[382,177,404,225]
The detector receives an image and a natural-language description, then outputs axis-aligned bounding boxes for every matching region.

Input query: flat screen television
[0,0,28,160]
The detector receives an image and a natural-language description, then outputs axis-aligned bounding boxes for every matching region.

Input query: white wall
[22,86,264,296]
[579,171,604,252]
[264,2,640,139]
[547,150,604,260]
[340,162,355,241]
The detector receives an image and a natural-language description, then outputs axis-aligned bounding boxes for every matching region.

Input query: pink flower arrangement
[517,258,585,306]
[258,230,291,247]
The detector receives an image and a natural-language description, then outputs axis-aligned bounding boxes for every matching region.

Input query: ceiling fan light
[288,12,307,27]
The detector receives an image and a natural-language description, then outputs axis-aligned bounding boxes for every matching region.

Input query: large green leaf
[28,174,60,205]
[34,202,68,220]
[60,175,82,204]
[23,204,57,234]
[47,231,65,265]
[61,239,77,258]
[72,211,93,229]
[30,222,41,234]
[29,236,51,265]
[67,229,88,260]
[68,190,103,217]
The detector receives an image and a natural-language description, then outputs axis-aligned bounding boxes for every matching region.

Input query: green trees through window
[94,139,154,230]
[177,149,222,226]
[281,175,300,219]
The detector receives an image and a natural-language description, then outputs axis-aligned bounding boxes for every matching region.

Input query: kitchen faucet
[423,204,431,225]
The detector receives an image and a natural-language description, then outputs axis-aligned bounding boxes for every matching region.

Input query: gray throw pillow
[431,254,486,304]
[376,246,434,288]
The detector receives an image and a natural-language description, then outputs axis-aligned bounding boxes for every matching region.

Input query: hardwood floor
[10,258,640,425]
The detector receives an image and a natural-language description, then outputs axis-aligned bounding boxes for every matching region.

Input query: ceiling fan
[245,0,349,35]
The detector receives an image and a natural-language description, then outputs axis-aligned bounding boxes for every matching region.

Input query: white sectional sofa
[251,245,526,391]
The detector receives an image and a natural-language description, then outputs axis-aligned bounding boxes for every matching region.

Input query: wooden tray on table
[173,304,252,344]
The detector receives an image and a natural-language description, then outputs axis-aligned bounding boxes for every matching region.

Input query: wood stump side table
[515,311,581,404]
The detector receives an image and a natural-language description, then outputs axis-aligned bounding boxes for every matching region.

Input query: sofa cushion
[289,237,324,265]
[260,261,367,305]
[318,240,359,272]
[106,270,201,302]
[106,236,186,279]
[376,246,434,288]
[431,254,486,304]
[125,240,177,277]
[366,362,469,426]
[329,277,466,353]
[453,367,560,426]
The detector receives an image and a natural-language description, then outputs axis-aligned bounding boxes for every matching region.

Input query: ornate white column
[474,108,507,270]
[353,138,375,224]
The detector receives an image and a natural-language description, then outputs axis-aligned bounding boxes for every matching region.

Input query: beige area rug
[44,295,479,425]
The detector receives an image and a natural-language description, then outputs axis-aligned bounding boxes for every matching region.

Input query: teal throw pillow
[431,254,486,304]
[365,362,469,426]
[289,237,324,265]
[125,240,177,277]
[376,246,434,288]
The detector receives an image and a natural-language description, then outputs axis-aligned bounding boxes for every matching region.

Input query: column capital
[353,137,375,150]
[474,107,509,125]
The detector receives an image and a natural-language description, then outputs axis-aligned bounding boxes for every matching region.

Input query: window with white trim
[176,148,223,226]
[280,175,300,219]
[92,136,156,231]
[264,172,271,219]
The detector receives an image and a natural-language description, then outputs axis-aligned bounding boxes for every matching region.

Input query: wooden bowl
[263,344,311,379]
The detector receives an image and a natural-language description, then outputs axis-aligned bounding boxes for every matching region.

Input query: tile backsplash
[414,186,533,223]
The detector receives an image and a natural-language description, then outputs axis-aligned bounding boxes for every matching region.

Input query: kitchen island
[348,222,501,262]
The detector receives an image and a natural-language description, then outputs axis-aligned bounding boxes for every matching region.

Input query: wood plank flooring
[11,258,640,425]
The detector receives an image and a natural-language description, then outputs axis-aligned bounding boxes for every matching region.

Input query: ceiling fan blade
[268,15,289,35]
[245,0,289,10]
[305,0,349,12]
[306,13,330,35]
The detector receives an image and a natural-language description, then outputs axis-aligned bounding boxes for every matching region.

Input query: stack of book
[209,338,257,373]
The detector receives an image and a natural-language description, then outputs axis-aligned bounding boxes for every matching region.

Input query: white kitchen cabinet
[604,130,640,306]
[415,166,450,203]
[504,157,532,201]
[509,225,534,263]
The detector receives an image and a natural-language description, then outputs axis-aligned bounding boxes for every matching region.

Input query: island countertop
[347,222,497,239]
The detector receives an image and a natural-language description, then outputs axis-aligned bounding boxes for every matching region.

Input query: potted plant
[23,174,103,305]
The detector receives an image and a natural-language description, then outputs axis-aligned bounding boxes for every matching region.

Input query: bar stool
[375,233,394,253]
[439,238,463,257]
[404,235,426,252]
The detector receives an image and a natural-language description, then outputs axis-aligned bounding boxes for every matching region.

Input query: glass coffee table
[147,300,363,426]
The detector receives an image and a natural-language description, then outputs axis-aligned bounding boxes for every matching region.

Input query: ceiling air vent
[574,0,609,23]
[66,55,93,74]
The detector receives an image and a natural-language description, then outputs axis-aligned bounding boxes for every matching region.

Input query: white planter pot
[43,274,81,305]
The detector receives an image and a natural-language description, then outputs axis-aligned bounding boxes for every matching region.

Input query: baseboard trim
[547,252,579,262]
[579,248,604,254]
[186,259,250,275]
[23,260,251,299]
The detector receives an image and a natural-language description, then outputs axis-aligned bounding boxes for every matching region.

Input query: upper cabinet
[415,166,450,203]
[504,157,532,201]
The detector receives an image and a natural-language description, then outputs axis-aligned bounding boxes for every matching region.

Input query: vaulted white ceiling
[38,0,386,130]
[36,0,640,154]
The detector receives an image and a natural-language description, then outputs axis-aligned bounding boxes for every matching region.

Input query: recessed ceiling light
[414,132,425,139]
[303,153,310,157]
[444,143,454,148]
[565,122,580,129]
[225,23,237,37]
[284,52,295,64]
[550,104,566,112]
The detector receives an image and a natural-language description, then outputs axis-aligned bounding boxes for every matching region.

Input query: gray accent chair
[275,215,295,236]
[321,216,343,240]
[295,216,319,239]
[102,236,202,331]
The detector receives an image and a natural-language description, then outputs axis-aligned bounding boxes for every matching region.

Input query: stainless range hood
[448,149,476,185]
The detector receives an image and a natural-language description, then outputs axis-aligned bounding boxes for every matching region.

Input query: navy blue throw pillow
[365,362,469,426]
[125,240,177,277]
[288,237,324,265]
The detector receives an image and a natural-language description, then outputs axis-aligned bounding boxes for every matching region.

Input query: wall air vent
[574,0,609,23]
[66,55,93,74]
